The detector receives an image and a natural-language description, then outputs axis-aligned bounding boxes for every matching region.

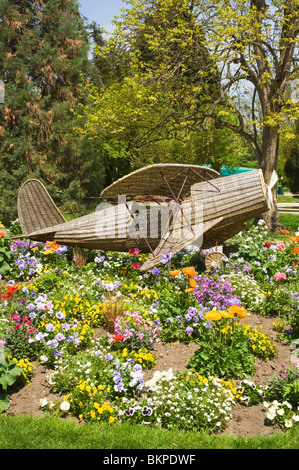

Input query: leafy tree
[284,140,299,194]
[80,0,299,231]
[0,0,101,224]
[77,0,223,183]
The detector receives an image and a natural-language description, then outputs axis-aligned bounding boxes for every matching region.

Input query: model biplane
[14,163,274,271]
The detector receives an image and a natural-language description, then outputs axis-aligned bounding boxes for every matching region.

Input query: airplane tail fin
[17,179,66,236]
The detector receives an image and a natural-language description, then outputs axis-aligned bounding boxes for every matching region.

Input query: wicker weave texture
[100,163,219,200]
[17,179,66,235]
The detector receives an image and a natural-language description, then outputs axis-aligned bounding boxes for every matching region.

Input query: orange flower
[182,267,198,277]
[189,278,197,288]
[281,229,290,234]
[294,247,299,255]
[205,310,222,321]
[51,243,61,250]
[46,240,57,246]
[0,232,5,238]
[169,270,181,276]
[185,288,194,293]
[228,305,241,316]
[237,307,247,319]
[221,310,234,319]
[290,236,299,242]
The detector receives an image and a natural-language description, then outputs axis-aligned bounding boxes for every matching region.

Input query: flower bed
[0,219,298,431]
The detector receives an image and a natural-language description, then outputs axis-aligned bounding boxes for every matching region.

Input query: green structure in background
[220,166,255,176]
[204,165,284,194]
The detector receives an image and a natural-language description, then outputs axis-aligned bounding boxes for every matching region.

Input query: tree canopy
[0,0,103,223]
[78,0,299,230]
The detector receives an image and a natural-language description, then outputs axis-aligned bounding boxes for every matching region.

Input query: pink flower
[41,301,52,311]
[277,244,285,251]
[132,263,141,270]
[274,272,287,280]
[128,248,141,256]
[264,242,271,248]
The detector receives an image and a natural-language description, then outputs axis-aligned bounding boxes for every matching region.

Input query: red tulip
[2,293,12,299]
[7,285,19,293]
[112,334,123,342]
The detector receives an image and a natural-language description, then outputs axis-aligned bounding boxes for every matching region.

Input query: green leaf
[0,392,10,413]
[0,261,12,275]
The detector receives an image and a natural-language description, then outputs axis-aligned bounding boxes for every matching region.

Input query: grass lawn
[0,414,298,450]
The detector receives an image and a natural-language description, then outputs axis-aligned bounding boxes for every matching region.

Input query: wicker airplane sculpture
[15,163,277,271]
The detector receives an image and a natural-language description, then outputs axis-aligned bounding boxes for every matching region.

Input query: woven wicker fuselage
[18,169,269,257]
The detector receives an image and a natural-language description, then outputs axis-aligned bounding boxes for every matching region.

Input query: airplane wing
[139,215,223,272]
[100,163,219,201]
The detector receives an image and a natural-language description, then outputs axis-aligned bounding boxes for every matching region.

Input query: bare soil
[5,313,294,437]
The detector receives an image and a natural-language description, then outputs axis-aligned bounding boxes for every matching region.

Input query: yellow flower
[205,310,222,321]
[220,310,234,319]
[109,416,115,423]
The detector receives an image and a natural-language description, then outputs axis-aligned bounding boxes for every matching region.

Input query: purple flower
[56,246,67,255]
[188,307,197,316]
[161,252,173,264]
[142,406,152,416]
[95,255,105,264]
[55,333,65,342]
[226,297,241,307]
[151,267,160,275]
[186,327,193,335]
[56,311,65,320]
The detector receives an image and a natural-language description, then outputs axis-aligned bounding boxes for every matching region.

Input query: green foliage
[188,335,256,380]
[0,355,23,392]
[0,0,101,224]
[34,271,63,293]
[284,145,299,194]
[0,239,13,277]
[267,363,299,409]
[78,0,255,179]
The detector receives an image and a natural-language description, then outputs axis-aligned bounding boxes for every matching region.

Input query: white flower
[40,355,48,362]
[267,410,276,420]
[277,408,285,416]
[292,415,299,422]
[60,401,70,412]
[39,398,48,407]
[285,419,293,428]
[36,263,43,274]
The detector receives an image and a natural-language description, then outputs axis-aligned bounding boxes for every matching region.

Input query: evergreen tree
[0,0,102,224]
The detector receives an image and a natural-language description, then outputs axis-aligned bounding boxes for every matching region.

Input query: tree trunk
[259,125,281,232]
